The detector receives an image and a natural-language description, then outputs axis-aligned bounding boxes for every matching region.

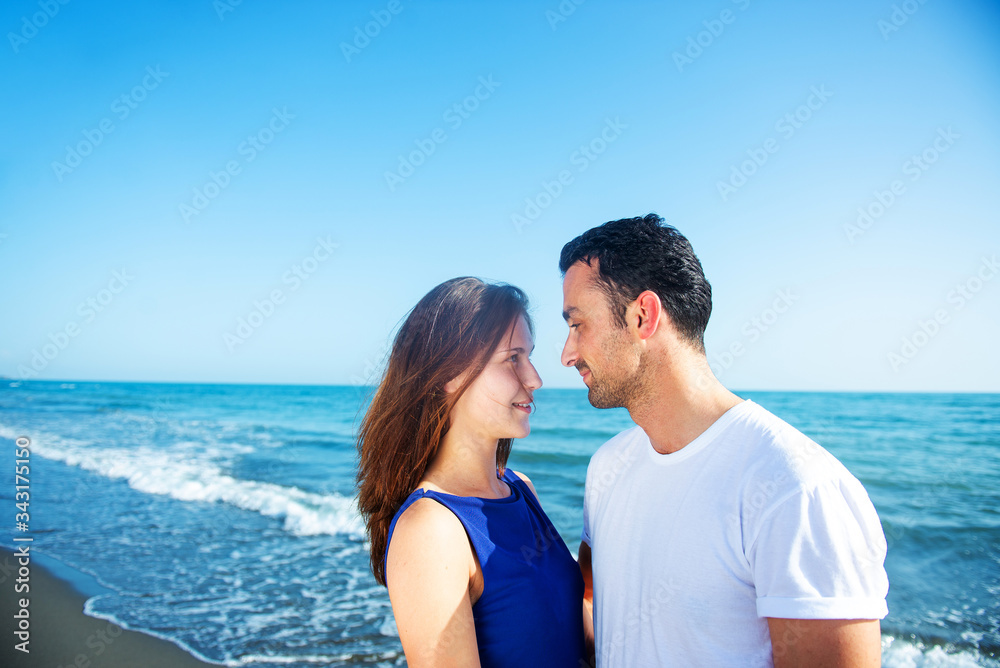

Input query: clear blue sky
[2,0,998,391]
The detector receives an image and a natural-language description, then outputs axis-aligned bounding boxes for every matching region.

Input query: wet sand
[0,546,218,668]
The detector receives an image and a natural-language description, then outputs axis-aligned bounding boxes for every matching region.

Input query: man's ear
[630,290,663,341]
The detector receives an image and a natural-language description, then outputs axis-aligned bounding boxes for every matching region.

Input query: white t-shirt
[582,400,889,667]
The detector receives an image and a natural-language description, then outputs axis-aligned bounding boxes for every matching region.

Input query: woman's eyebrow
[499,345,535,354]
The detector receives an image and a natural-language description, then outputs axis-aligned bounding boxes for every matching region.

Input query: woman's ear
[443,368,469,394]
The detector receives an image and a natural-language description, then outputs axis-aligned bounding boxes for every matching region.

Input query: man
[561,214,888,667]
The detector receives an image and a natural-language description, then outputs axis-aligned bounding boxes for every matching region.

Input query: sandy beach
[0,547,217,668]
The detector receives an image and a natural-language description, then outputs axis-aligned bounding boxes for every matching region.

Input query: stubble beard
[584,331,646,410]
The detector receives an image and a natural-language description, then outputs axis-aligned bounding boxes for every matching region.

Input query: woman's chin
[502,425,530,440]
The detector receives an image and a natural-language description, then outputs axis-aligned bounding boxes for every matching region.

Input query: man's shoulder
[732,401,858,493]
[583,425,646,506]
[589,424,647,467]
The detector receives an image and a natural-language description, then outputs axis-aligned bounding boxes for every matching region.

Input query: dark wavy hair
[356,277,532,585]
[559,213,712,351]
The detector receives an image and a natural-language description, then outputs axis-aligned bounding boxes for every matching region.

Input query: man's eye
[508,354,519,363]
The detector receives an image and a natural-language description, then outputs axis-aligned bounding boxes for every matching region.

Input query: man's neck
[627,353,743,455]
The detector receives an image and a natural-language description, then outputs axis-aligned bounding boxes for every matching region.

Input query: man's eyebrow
[562,306,580,321]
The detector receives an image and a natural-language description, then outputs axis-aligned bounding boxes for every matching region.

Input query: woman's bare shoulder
[389,497,468,561]
[386,496,476,598]
[510,469,540,503]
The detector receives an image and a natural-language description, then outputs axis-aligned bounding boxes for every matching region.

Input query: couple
[356,214,889,667]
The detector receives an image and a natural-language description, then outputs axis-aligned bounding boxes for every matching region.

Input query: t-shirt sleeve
[748,475,889,620]
[580,457,593,547]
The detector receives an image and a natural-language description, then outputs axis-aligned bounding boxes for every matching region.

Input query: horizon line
[3,377,998,395]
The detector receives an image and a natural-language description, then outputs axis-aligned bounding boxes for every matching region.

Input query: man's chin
[587,385,626,410]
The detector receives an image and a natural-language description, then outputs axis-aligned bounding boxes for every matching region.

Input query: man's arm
[753,473,888,667]
[768,618,881,668]
[579,541,595,661]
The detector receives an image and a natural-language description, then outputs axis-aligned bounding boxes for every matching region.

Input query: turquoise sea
[1,381,998,666]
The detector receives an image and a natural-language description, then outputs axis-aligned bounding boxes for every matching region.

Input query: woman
[357,277,586,667]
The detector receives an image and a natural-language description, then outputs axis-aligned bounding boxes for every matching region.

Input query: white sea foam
[232,653,360,665]
[379,614,399,637]
[0,424,364,539]
[82,599,229,667]
[882,635,998,667]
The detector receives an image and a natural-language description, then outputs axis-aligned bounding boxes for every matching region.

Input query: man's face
[561,260,641,409]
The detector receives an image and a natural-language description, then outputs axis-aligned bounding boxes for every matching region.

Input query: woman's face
[447,315,542,442]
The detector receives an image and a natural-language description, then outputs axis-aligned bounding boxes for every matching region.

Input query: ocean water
[0,381,997,667]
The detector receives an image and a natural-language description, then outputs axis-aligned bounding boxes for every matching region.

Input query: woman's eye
[508,354,519,363]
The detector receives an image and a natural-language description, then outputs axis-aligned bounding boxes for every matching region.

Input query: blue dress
[385,469,586,667]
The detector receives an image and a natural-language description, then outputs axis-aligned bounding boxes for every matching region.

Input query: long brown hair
[356,277,533,585]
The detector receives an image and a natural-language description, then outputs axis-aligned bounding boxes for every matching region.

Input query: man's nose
[561,333,577,368]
